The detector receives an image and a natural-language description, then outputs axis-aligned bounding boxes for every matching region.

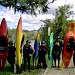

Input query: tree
[0,0,56,14]
[8,28,16,41]
[40,19,54,45]
[41,4,74,44]
[52,4,73,38]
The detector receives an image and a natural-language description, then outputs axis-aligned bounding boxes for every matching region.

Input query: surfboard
[16,16,23,72]
[49,32,54,67]
[0,18,8,70]
[62,23,75,68]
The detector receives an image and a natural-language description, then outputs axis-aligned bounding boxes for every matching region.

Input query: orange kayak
[0,18,8,70]
[62,23,75,67]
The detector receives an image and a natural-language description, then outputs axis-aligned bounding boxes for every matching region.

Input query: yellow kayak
[36,33,40,41]
[16,16,23,69]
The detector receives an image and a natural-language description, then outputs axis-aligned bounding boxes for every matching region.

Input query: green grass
[0,57,46,75]
[0,54,49,75]
[0,64,45,75]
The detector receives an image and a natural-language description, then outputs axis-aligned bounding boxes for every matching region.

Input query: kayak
[49,32,54,67]
[62,23,75,68]
[33,33,40,67]
[16,16,23,72]
[0,18,8,70]
[34,39,39,62]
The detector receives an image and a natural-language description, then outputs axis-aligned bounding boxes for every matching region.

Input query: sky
[0,0,75,31]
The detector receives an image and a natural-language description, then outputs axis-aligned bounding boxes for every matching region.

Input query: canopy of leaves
[41,5,74,45]
[0,0,55,14]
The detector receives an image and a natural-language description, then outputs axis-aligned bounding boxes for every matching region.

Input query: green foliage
[0,62,43,75]
[54,5,72,36]
[0,0,56,14]
[40,5,74,45]
[23,30,38,40]
[0,54,49,75]
[39,19,54,45]
[8,28,16,41]
[8,28,38,42]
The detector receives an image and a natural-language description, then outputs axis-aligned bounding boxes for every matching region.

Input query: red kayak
[0,18,8,70]
[62,23,75,68]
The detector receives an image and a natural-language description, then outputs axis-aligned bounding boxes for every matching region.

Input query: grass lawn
[0,63,46,75]
[0,55,48,75]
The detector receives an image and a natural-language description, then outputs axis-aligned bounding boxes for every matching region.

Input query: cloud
[0,6,54,31]
[48,0,75,19]
[0,0,75,31]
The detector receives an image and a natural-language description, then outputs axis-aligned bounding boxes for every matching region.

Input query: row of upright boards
[0,16,75,72]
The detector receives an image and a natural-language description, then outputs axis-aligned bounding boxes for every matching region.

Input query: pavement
[39,55,75,75]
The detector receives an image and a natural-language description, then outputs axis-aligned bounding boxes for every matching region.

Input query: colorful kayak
[0,18,8,70]
[62,23,75,68]
[49,32,54,67]
[33,33,40,67]
[34,39,39,62]
[16,16,23,72]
